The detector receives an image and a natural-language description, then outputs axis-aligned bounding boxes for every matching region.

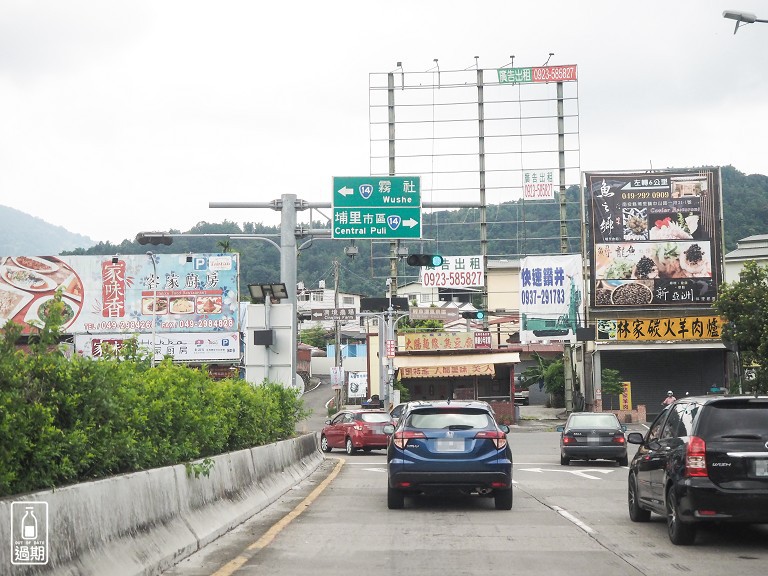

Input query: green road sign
[332,176,422,239]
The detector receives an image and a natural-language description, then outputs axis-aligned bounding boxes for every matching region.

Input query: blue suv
[384,400,513,510]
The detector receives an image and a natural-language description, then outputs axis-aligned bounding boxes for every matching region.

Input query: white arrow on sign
[519,467,615,480]
[312,312,324,318]
[338,186,354,197]
[402,218,419,228]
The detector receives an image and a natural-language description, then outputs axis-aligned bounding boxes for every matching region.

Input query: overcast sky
[1,0,766,244]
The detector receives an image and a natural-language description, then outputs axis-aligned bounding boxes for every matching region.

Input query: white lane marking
[518,467,614,480]
[362,467,388,473]
[551,505,596,534]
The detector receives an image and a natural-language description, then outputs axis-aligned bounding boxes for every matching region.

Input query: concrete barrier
[0,433,322,575]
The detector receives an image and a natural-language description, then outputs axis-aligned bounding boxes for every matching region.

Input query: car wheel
[666,488,696,545]
[387,486,404,509]
[494,487,513,510]
[345,437,356,455]
[628,475,651,522]
[560,454,570,466]
[320,435,332,453]
[617,455,629,467]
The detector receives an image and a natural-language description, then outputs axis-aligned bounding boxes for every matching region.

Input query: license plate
[755,459,768,477]
[436,438,465,452]
[588,435,600,444]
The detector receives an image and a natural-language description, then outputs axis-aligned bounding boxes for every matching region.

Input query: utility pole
[558,80,575,414]
[333,258,343,407]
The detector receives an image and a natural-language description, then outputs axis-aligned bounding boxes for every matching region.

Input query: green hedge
[0,296,309,498]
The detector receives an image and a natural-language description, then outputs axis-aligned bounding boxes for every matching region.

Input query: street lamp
[723,10,768,34]
[146,251,158,367]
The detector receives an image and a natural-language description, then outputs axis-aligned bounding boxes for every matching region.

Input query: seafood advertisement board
[0,254,239,335]
[585,169,722,308]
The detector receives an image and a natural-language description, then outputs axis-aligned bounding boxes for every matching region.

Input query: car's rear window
[406,408,493,429]
[697,400,768,438]
[359,413,391,423]
[567,414,620,429]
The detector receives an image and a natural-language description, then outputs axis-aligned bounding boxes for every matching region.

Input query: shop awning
[394,352,520,379]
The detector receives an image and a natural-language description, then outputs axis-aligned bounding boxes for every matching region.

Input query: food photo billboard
[585,168,723,309]
[0,253,239,335]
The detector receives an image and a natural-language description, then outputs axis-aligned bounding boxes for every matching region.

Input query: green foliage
[0,315,309,497]
[520,353,565,407]
[300,324,330,349]
[601,368,625,410]
[394,378,410,403]
[713,260,768,394]
[185,457,215,479]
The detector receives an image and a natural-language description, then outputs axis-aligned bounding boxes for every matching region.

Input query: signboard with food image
[0,253,238,335]
[586,168,722,308]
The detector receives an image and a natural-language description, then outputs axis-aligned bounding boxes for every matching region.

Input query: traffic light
[406,254,444,267]
[461,310,486,320]
[136,232,173,246]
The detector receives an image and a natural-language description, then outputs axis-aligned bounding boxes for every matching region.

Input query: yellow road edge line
[210,457,345,576]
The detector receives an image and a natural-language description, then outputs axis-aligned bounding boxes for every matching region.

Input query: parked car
[320,409,393,455]
[626,395,768,545]
[557,412,628,466]
[514,389,529,406]
[383,400,513,510]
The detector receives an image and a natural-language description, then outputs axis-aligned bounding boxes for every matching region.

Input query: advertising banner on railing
[0,254,239,335]
[585,168,723,309]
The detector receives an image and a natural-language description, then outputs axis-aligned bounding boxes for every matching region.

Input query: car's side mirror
[383,424,395,435]
[325,419,331,425]
[626,432,645,445]
[556,425,564,432]
[499,424,510,434]
[621,425,627,432]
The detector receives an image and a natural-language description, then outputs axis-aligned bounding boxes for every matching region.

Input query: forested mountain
[8,165,768,298]
[0,205,95,254]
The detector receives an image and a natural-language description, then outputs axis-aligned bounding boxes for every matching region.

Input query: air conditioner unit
[319,280,326,289]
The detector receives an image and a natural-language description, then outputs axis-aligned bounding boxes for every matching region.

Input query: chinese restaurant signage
[586,169,722,308]
[596,316,725,342]
[0,254,239,335]
[75,332,241,362]
[404,331,484,351]
[400,363,495,379]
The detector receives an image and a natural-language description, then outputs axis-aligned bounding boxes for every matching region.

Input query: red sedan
[321,409,393,455]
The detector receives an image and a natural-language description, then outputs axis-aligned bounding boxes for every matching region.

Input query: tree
[601,368,625,410]
[713,260,768,394]
[299,324,329,349]
[520,353,565,408]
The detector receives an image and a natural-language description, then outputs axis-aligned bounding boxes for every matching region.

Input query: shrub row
[0,311,308,498]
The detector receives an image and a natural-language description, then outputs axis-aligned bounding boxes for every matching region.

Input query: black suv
[626,395,768,545]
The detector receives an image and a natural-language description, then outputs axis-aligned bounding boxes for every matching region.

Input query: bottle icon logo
[22,506,38,540]
[11,501,49,565]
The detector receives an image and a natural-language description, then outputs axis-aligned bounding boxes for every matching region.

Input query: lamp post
[723,10,768,33]
[146,251,158,367]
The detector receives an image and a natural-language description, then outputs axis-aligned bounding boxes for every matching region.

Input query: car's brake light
[685,435,708,477]
[562,434,576,445]
[612,433,626,445]
[475,430,507,449]
[393,430,426,449]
